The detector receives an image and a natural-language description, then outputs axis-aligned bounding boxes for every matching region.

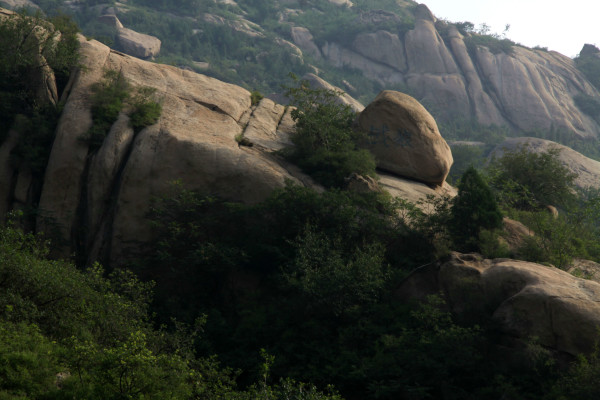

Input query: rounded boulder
[358,90,453,185]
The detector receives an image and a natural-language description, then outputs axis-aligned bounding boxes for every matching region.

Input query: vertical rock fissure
[73,152,93,268]
[86,127,144,268]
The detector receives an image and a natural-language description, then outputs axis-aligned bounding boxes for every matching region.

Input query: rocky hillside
[6,0,600,144]
[320,4,600,138]
[0,17,454,266]
[7,10,600,399]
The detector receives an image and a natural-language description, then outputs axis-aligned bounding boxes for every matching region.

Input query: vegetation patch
[282,75,376,188]
[82,70,162,151]
[0,11,80,177]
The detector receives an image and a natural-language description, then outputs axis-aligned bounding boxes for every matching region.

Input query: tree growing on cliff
[283,75,376,188]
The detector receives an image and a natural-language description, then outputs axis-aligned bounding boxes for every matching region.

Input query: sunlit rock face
[358,90,453,186]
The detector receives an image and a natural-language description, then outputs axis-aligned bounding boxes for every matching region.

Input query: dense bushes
[135,183,508,398]
[485,146,600,268]
[0,222,344,399]
[487,146,577,210]
[0,11,80,177]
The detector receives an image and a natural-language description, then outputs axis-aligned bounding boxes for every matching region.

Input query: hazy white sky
[422,0,600,58]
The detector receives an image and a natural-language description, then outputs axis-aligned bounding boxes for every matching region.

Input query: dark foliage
[450,166,503,252]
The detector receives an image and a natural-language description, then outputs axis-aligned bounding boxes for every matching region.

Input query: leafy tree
[450,166,503,252]
[283,76,376,188]
[0,322,64,399]
[487,146,577,210]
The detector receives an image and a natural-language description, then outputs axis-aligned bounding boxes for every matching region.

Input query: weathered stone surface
[243,98,286,150]
[345,173,382,194]
[445,26,505,126]
[404,6,458,75]
[320,41,404,86]
[98,14,123,28]
[397,252,600,356]
[568,259,600,284]
[37,36,109,244]
[36,36,314,263]
[473,47,596,136]
[305,3,600,138]
[353,30,407,71]
[327,0,353,7]
[290,26,321,60]
[0,0,38,10]
[117,26,161,59]
[490,137,600,190]
[379,172,456,208]
[502,217,533,254]
[358,90,453,185]
[301,73,364,112]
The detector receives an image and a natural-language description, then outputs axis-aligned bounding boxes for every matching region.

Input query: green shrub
[0,11,79,176]
[129,87,162,132]
[550,343,600,399]
[447,144,485,183]
[83,71,162,150]
[450,166,503,252]
[283,76,376,188]
[251,90,264,105]
[574,93,600,120]
[575,53,600,91]
[487,146,577,210]
[0,322,63,399]
[83,70,130,150]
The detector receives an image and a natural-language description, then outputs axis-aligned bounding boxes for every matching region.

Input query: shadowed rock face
[291,4,600,138]
[397,252,600,356]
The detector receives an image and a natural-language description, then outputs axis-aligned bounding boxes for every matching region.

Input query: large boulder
[358,90,453,185]
[397,252,600,356]
[117,26,161,59]
[353,30,407,72]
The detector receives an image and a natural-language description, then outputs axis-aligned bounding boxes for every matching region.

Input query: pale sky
[422,0,600,58]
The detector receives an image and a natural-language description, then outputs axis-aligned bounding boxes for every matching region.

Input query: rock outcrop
[291,4,600,138]
[97,12,161,59]
[397,252,600,356]
[34,35,307,264]
[358,90,453,185]
[116,25,161,59]
[490,137,600,190]
[0,33,452,265]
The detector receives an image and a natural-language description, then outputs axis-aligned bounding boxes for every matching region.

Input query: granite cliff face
[291,4,600,138]
[0,29,454,266]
